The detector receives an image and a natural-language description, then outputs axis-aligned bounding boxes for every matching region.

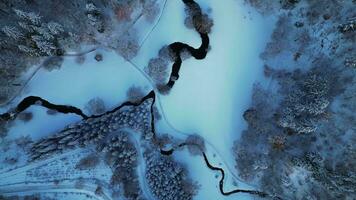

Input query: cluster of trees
[101,133,143,200]
[234,62,355,198]
[233,0,356,196]
[30,96,153,160]
[145,151,198,200]
[0,1,82,105]
[276,70,332,134]
[292,151,356,199]
[2,9,65,56]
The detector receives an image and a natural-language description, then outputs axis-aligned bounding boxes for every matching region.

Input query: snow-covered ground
[148,0,276,194]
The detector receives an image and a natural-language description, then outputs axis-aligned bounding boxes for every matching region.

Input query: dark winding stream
[161,143,269,198]
[166,32,209,90]
[161,0,209,92]
[0,96,88,120]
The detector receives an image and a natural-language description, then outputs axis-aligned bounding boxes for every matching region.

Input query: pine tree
[13,9,41,26]
[1,26,24,40]
[47,22,64,35]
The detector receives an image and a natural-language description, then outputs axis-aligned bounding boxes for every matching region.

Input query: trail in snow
[0,183,112,200]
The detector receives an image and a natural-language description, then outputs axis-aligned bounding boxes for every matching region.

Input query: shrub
[75,154,100,170]
[17,112,33,122]
[185,134,205,155]
[184,2,213,34]
[126,85,144,102]
[142,0,160,22]
[42,57,63,71]
[94,53,103,62]
[115,30,139,60]
[85,97,106,115]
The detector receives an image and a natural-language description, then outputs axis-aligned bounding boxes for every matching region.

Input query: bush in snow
[85,97,106,115]
[114,1,134,21]
[15,135,33,150]
[185,134,205,156]
[115,30,139,60]
[144,57,170,84]
[152,105,162,121]
[4,157,18,165]
[94,53,103,62]
[46,109,58,115]
[142,0,160,22]
[42,56,63,71]
[184,1,213,34]
[75,154,100,170]
[158,45,176,62]
[17,112,33,122]
[126,85,145,103]
[74,178,85,189]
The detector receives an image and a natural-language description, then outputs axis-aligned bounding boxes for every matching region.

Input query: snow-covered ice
[155,0,276,189]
